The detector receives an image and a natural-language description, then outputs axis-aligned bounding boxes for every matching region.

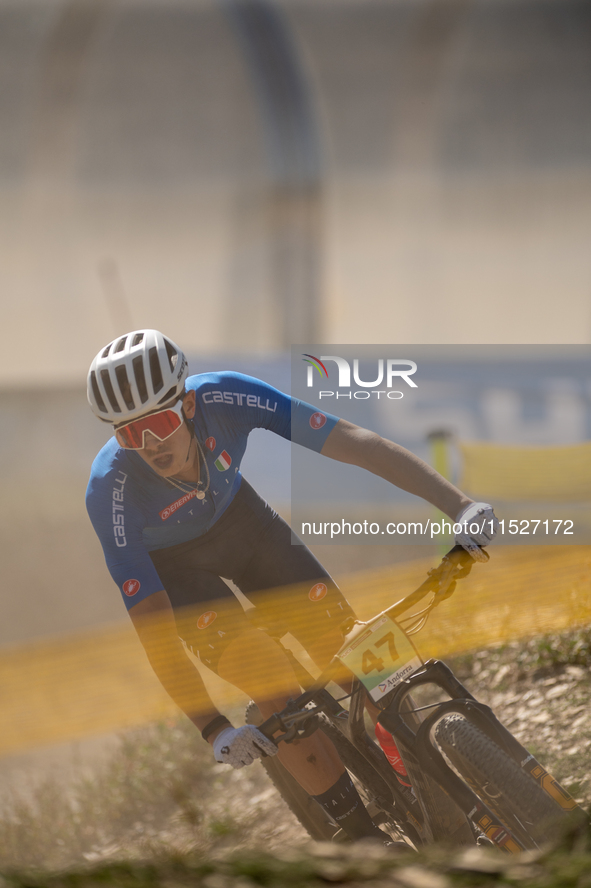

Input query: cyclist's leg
[225,492,393,703]
[218,632,393,842]
[234,500,354,669]
[186,605,389,839]
[195,618,389,845]
[229,489,388,719]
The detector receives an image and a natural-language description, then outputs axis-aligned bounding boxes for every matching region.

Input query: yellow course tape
[0,546,589,758]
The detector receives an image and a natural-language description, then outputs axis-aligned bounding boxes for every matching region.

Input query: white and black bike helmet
[87,330,188,424]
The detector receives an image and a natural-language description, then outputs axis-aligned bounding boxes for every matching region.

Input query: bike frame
[257,546,583,852]
[275,652,427,843]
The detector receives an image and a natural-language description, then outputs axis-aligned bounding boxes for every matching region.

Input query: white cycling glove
[454,502,499,562]
[212,725,278,769]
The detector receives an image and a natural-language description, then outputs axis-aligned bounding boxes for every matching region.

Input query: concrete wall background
[1,0,590,387]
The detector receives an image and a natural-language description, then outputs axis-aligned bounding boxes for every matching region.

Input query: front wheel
[434,713,569,848]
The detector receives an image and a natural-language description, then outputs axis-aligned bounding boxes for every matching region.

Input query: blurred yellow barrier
[458,440,591,501]
[0,546,589,757]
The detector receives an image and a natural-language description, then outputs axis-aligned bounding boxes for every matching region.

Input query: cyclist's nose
[143,431,167,451]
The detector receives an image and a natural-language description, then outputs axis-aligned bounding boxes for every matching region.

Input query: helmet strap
[180,406,196,468]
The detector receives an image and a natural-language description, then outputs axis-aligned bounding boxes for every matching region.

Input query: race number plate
[336,613,423,701]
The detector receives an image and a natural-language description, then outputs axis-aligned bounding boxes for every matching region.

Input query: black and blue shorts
[149,479,354,672]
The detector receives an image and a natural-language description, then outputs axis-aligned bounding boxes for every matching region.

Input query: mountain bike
[246,546,585,851]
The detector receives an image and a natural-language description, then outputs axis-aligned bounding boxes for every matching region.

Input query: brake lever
[282,711,321,741]
[255,718,293,756]
[258,706,321,753]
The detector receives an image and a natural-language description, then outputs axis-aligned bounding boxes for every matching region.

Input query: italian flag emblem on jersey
[214,450,232,472]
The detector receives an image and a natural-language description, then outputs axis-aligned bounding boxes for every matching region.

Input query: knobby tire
[434,713,569,847]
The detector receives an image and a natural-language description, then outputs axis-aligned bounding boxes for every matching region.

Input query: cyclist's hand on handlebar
[454,502,499,563]
[212,725,278,769]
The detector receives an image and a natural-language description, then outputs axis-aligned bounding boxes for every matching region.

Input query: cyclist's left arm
[204,377,496,554]
[320,418,470,518]
[320,419,498,558]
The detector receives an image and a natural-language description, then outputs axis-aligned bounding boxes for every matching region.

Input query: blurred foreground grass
[2,828,591,888]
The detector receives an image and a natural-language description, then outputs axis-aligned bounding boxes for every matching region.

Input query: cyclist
[86,329,497,843]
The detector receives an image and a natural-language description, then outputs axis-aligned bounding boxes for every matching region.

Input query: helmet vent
[115,365,135,410]
[100,369,121,413]
[164,338,177,372]
[148,347,164,393]
[132,355,148,403]
[158,386,178,405]
[114,336,127,354]
[90,371,108,413]
[132,332,144,347]
[101,344,112,358]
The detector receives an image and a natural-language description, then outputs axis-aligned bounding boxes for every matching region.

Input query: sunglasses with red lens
[115,400,185,450]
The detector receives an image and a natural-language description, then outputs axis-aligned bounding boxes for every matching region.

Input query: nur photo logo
[302,353,418,401]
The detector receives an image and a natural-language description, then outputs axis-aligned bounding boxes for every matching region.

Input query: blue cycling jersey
[86,372,339,609]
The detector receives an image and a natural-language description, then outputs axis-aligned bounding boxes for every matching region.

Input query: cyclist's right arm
[129,592,279,765]
[86,455,275,762]
[127,590,226,739]
[86,458,227,744]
